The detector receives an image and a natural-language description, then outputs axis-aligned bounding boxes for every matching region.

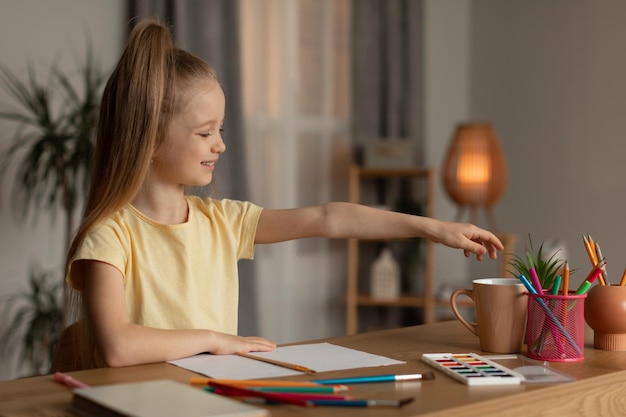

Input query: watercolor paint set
[421,353,523,386]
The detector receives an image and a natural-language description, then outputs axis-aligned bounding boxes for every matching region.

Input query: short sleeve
[67,221,129,291]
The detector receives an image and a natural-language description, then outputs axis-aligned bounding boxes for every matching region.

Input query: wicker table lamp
[442,122,507,232]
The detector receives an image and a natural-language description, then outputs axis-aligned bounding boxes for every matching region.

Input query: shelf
[435,299,473,307]
[348,294,427,307]
[345,164,435,334]
[356,167,433,178]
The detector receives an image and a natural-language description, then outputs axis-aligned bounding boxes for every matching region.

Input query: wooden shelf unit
[346,165,436,334]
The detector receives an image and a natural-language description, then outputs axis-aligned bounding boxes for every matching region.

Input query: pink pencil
[529,268,544,294]
[53,372,89,389]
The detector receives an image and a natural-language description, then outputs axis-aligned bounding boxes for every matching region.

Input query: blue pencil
[312,372,434,385]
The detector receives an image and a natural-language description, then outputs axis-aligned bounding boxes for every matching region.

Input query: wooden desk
[2,321,626,416]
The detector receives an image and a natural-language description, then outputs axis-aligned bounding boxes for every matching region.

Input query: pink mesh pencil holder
[526,292,586,362]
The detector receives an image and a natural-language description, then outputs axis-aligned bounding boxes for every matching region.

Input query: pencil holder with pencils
[526,292,586,362]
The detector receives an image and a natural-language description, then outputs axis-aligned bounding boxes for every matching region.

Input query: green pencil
[254,386,349,393]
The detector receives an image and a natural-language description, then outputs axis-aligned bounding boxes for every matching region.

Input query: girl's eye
[198,127,224,137]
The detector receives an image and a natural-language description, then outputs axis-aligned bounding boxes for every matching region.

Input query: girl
[61,19,503,371]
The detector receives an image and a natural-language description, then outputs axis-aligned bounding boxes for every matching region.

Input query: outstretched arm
[79,260,276,368]
[255,202,503,260]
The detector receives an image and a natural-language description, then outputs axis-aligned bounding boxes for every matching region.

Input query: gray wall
[424,1,474,295]
[469,0,626,286]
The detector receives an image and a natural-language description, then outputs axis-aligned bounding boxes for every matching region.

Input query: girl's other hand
[210,333,276,355]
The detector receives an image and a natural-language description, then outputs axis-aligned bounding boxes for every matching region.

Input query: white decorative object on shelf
[370,248,400,300]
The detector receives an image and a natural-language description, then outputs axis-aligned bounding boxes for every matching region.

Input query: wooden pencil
[235,352,317,374]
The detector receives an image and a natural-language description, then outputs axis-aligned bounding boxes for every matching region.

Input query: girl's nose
[213,136,226,154]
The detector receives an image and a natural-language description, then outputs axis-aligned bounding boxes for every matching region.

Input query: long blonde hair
[62,19,218,370]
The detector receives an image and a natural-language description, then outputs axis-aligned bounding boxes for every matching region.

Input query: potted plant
[0,48,106,376]
[507,235,566,290]
[0,265,63,376]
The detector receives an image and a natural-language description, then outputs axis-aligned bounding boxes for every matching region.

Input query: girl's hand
[429,220,504,261]
[210,333,277,355]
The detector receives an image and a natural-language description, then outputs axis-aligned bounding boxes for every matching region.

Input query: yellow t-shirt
[68,196,263,335]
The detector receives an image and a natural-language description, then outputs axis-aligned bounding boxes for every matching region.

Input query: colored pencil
[208,381,311,407]
[583,234,598,266]
[561,263,570,346]
[190,377,328,387]
[585,234,606,286]
[312,372,435,385]
[575,281,592,295]
[308,398,414,407]
[253,386,349,393]
[243,396,415,408]
[575,259,606,293]
[594,240,609,285]
[535,275,562,353]
[551,276,562,295]
[210,386,348,401]
[235,352,316,373]
[210,381,412,408]
[586,234,598,262]
[53,372,89,389]
[620,268,626,286]
[205,385,350,393]
[529,268,544,294]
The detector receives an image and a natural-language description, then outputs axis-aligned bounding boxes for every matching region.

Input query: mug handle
[450,289,479,336]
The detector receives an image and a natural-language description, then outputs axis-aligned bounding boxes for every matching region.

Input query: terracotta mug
[450,278,528,353]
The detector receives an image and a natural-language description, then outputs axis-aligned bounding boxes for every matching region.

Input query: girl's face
[153,81,226,187]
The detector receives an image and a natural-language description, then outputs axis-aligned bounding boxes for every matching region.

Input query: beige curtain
[239,0,352,342]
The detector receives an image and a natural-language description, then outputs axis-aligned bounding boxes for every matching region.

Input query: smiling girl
[60,19,503,371]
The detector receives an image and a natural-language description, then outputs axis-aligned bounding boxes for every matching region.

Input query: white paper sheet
[168,342,405,380]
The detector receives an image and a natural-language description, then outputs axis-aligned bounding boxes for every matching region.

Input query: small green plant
[0,265,63,377]
[0,45,106,376]
[508,235,565,289]
[0,47,106,250]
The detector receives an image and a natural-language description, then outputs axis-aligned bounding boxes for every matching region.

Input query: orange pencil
[583,235,605,286]
[562,261,570,295]
[620,267,626,286]
[583,235,597,264]
[561,261,570,346]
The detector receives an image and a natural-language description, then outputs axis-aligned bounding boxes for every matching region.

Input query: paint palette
[421,353,523,386]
